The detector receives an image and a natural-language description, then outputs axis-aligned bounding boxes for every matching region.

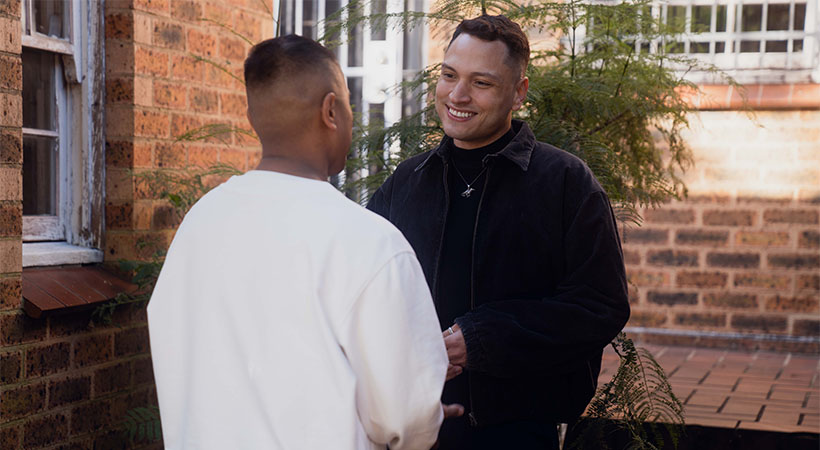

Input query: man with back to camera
[367,15,631,449]
[147,35,461,450]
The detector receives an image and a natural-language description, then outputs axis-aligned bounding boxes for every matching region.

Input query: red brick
[203,2,231,23]
[48,376,91,408]
[0,128,22,164]
[191,87,219,114]
[154,80,187,109]
[106,201,134,230]
[48,310,93,337]
[647,291,698,306]
[188,146,218,167]
[676,229,728,246]
[623,249,640,265]
[134,110,170,138]
[0,425,20,449]
[1,351,21,383]
[0,312,47,345]
[220,148,247,169]
[647,249,699,267]
[677,271,727,288]
[768,253,820,270]
[94,362,132,395]
[135,46,169,77]
[134,140,153,167]
[0,202,21,237]
[734,273,791,290]
[627,270,669,287]
[153,20,185,51]
[703,210,756,226]
[0,277,23,310]
[171,113,202,138]
[0,0,20,16]
[731,315,788,333]
[234,10,263,43]
[797,274,819,291]
[105,12,134,39]
[204,61,239,88]
[22,413,68,448]
[0,92,22,127]
[643,208,695,224]
[188,28,216,57]
[703,292,758,309]
[736,231,790,247]
[674,312,726,327]
[115,326,150,357]
[0,382,45,420]
[106,77,134,103]
[0,54,22,91]
[132,0,170,14]
[106,140,134,168]
[707,252,760,269]
[74,333,113,367]
[71,400,111,435]
[220,92,247,117]
[155,141,187,168]
[219,36,247,61]
[627,310,668,327]
[171,54,204,81]
[623,228,668,244]
[172,0,202,21]
[799,230,819,249]
[25,341,71,378]
[764,209,819,225]
[765,295,819,313]
[132,356,155,385]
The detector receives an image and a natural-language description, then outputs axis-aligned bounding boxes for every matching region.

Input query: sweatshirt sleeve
[338,251,447,450]
[455,191,630,377]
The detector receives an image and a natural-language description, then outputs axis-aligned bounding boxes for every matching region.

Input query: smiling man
[367,15,631,449]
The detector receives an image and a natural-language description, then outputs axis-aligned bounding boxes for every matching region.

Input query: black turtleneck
[436,126,515,446]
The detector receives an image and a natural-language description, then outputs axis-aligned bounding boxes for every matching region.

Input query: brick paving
[599,344,820,434]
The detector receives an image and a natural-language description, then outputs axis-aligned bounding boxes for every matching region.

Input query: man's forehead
[443,34,515,76]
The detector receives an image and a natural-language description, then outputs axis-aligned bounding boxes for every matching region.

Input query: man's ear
[512,77,529,111]
[321,91,338,131]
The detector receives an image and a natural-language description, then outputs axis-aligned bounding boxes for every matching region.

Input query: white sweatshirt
[148,170,447,450]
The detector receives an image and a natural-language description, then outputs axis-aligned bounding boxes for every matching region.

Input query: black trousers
[436,416,560,450]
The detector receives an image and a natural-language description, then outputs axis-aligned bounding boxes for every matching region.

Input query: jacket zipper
[431,161,450,308]
[467,162,492,427]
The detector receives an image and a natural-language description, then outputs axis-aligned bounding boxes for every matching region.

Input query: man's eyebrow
[441,63,502,82]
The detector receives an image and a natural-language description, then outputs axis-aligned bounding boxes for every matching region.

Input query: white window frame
[20,0,104,266]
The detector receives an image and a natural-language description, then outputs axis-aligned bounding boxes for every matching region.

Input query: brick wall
[105,0,270,261]
[624,110,820,352]
[0,1,271,448]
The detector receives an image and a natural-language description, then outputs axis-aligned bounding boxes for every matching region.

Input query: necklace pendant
[461,187,474,198]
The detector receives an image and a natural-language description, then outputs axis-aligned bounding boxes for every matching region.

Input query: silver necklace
[451,162,488,198]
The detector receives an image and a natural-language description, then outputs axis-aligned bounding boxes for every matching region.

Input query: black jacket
[366,120,630,425]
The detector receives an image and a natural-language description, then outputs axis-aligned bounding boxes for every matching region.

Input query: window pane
[767,4,790,31]
[741,4,762,32]
[765,40,788,52]
[793,39,803,51]
[667,6,686,32]
[348,76,363,113]
[794,3,806,31]
[716,5,727,32]
[22,49,56,131]
[715,41,726,52]
[667,41,685,53]
[23,135,57,215]
[693,5,711,33]
[325,0,342,60]
[347,8,363,67]
[370,0,386,41]
[740,40,760,52]
[33,0,68,39]
[691,42,709,53]
[303,0,318,39]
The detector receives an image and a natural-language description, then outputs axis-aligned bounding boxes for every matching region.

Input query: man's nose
[449,80,470,104]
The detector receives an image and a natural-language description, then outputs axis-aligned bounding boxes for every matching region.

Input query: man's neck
[255,155,328,182]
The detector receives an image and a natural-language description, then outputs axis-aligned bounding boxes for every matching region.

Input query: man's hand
[443,324,467,368]
[446,363,462,381]
[442,402,464,419]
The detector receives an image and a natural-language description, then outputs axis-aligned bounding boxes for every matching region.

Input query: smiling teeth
[449,108,474,118]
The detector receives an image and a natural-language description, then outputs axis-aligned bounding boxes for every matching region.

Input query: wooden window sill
[22,266,137,319]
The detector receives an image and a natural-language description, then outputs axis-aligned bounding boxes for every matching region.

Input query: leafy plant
[122,405,162,444]
[567,333,685,449]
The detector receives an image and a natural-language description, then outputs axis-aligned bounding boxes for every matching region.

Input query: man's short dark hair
[244,34,338,91]
[449,15,530,76]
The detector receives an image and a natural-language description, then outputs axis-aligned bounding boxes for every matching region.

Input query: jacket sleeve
[454,191,630,377]
[338,251,447,450]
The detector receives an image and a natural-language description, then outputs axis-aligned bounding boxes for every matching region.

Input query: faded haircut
[449,15,530,77]
[244,34,339,93]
